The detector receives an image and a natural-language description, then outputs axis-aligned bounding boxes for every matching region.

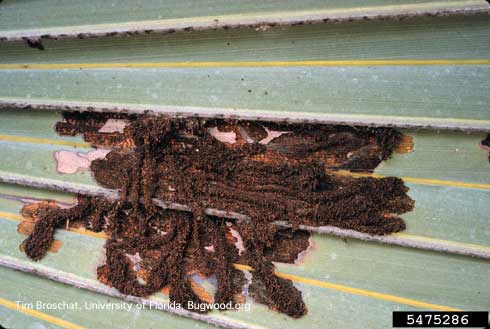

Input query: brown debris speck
[482,134,490,162]
[24,38,45,50]
[482,134,490,148]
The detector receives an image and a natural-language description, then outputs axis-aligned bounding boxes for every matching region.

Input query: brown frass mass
[22,113,414,318]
